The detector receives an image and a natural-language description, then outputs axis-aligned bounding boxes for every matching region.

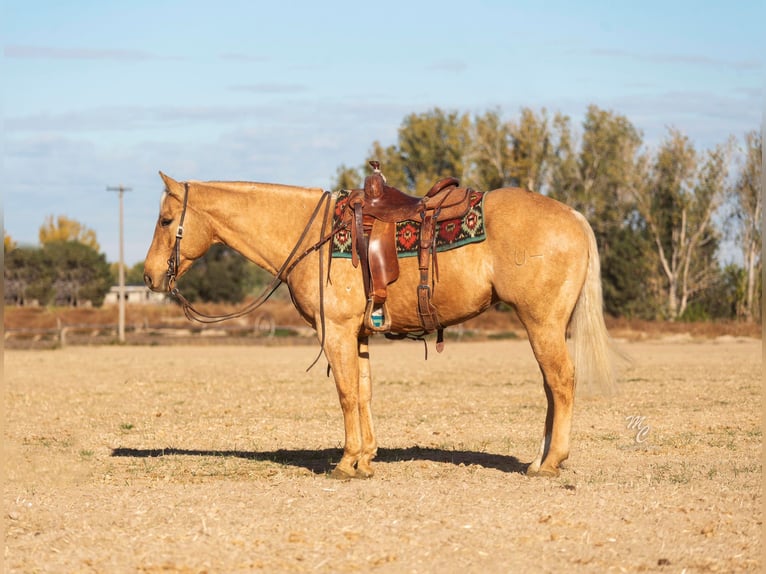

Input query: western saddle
[341,161,474,350]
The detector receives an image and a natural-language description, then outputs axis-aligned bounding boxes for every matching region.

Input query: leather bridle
[162,181,345,370]
[165,182,191,292]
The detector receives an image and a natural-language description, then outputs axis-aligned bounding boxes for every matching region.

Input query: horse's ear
[159,171,182,199]
[159,170,175,187]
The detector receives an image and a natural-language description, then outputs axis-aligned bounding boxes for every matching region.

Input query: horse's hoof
[330,466,356,480]
[355,465,375,479]
[527,467,560,478]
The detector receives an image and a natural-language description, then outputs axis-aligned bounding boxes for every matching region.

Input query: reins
[166,183,343,335]
[164,181,440,366]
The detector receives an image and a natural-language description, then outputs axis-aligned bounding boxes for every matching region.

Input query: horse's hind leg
[523,323,575,477]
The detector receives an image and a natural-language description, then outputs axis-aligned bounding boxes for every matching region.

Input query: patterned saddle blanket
[331,189,487,258]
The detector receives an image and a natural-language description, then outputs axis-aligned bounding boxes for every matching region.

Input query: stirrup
[363,300,391,333]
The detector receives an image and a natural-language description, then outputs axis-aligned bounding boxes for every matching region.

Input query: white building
[103,285,169,305]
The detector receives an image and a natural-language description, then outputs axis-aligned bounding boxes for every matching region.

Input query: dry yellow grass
[3,338,762,572]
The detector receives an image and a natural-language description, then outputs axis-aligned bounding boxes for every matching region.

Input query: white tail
[569,211,619,395]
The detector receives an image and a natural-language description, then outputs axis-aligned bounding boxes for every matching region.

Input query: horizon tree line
[332,105,761,322]
[5,104,762,321]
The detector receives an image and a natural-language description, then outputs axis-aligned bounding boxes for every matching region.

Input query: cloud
[427,59,468,73]
[229,84,309,94]
[5,105,283,132]
[4,97,416,135]
[591,48,763,71]
[4,44,180,61]
[219,52,268,63]
[536,87,760,152]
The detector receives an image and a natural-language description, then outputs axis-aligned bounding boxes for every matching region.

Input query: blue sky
[3,0,763,266]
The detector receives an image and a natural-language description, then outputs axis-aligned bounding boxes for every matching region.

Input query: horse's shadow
[111,445,529,475]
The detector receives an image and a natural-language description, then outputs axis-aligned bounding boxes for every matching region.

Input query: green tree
[369,108,471,196]
[125,261,148,285]
[469,107,552,192]
[43,241,113,307]
[4,246,54,306]
[507,107,552,192]
[548,106,655,317]
[330,104,748,321]
[689,263,745,320]
[176,245,259,303]
[330,164,363,191]
[550,106,643,235]
[470,108,515,190]
[367,140,410,190]
[39,215,100,251]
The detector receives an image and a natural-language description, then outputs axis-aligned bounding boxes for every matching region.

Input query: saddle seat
[360,172,467,222]
[341,161,474,349]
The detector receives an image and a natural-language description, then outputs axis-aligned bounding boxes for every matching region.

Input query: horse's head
[143,172,214,292]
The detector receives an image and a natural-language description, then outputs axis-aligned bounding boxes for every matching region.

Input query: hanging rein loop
[166,182,343,325]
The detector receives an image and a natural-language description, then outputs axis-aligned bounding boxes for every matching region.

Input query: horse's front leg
[323,328,377,479]
[356,336,377,477]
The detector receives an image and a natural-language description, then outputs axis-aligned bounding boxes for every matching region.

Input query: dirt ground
[3,336,762,573]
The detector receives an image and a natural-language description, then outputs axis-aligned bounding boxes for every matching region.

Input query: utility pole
[107,185,132,342]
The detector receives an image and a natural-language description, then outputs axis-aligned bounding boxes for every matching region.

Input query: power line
[107,185,132,343]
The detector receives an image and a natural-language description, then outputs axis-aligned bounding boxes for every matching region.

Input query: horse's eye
[160,218,173,228]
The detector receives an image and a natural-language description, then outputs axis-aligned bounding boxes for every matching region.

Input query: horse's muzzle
[144,273,166,292]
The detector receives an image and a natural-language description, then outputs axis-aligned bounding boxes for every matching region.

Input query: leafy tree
[4,246,54,305]
[600,224,660,318]
[126,261,148,285]
[43,241,113,307]
[548,106,655,317]
[507,107,552,192]
[109,261,149,286]
[730,130,762,321]
[369,108,471,195]
[367,140,410,190]
[469,109,515,190]
[690,263,745,320]
[330,164,363,191]
[469,107,552,192]
[5,240,112,307]
[39,215,100,251]
[549,105,643,235]
[332,104,753,321]
[4,232,16,253]
[176,245,262,303]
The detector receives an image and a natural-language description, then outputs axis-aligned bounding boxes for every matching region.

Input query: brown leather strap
[368,220,398,304]
[416,213,441,333]
[353,202,370,297]
[170,190,338,325]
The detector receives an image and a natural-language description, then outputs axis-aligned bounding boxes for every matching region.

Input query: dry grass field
[3,336,762,573]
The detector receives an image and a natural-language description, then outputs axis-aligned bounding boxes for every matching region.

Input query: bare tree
[731,130,762,321]
[632,130,731,319]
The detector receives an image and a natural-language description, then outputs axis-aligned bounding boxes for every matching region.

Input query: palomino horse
[143,172,615,479]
